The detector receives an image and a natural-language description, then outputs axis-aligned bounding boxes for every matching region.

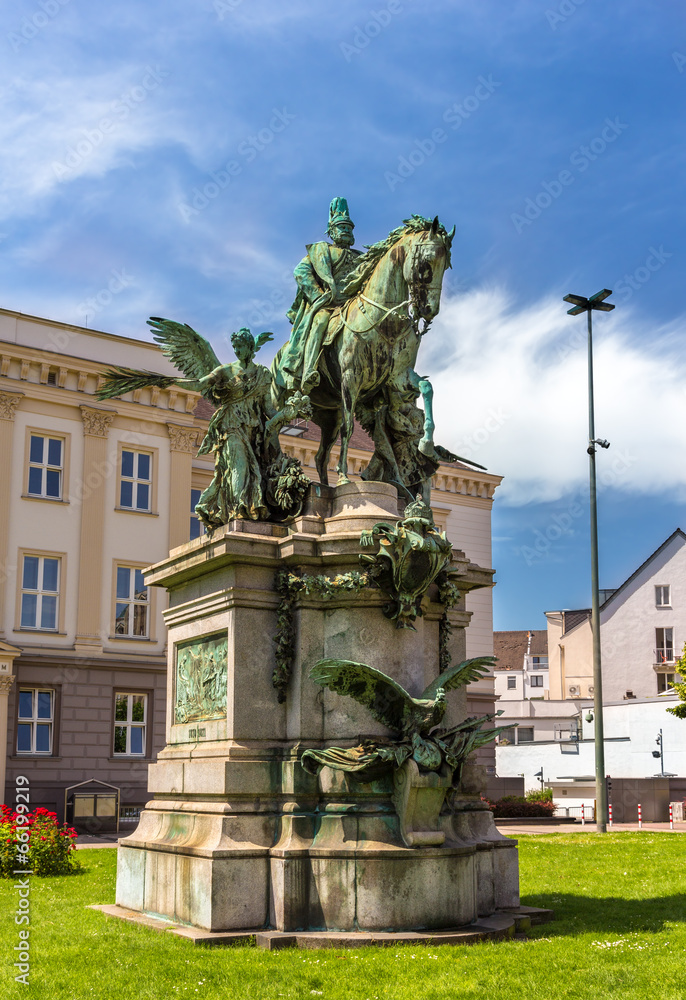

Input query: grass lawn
[1,833,685,1000]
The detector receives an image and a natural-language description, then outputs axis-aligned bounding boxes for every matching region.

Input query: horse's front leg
[417,375,435,456]
[336,380,358,485]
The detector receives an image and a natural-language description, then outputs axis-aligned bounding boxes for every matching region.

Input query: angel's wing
[147,317,222,379]
[96,367,178,401]
[310,659,413,733]
[420,656,496,701]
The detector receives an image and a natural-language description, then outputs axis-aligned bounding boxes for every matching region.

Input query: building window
[190,488,206,540]
[115,567,149,637]
[119,450,152,511]
[530,674,544,687]
[517,727,534,743]
[17,689,54,754]
[113,693,147,755]
[20,555,60,630]
[531,656,548,670]
[507,676,517,690]
[655,585,671,607]
[657,673,676,694]
[27,435,63,499]
[498,727,516,744]
[655,627,674,663]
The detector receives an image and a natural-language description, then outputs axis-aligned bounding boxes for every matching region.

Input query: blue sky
[1,0,685,629]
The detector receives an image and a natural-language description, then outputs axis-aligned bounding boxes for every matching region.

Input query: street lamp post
[563,288,615,833]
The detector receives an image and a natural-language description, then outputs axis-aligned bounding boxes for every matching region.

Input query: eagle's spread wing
[310,659,413,733]
[420,656,496,701]
[147,316,222,380]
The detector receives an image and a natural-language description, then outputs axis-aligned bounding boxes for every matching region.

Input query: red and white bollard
[608,803,613,827]
[669,803,674,830]
[581,803,585,826]
[638,803,642,829]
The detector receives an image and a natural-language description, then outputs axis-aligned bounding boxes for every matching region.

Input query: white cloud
[424,287,686,505]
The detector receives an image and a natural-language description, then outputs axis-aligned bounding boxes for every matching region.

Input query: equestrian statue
[95,198,476,529]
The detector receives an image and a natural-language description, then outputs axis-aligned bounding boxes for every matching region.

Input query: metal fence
[554,805,595,821]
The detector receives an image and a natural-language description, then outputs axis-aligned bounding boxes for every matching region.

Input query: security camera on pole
[562,288,615,833]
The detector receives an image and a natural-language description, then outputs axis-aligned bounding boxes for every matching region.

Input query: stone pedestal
[116,481,519,933]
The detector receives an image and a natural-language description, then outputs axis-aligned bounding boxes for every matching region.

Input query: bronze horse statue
[272,215,454,485]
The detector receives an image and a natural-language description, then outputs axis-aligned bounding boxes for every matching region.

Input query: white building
[545,530,686,702]
[496,695,685,813]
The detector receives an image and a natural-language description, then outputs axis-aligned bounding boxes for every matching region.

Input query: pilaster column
[75,406,116,654]
[0,643,20,803]
[166,424,198,550]
[0,392,23,637]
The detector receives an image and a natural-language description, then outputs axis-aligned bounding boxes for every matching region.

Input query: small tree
[666,644,686,719]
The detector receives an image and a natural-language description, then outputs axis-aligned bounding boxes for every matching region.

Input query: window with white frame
[507,676,517,689]
[531,655,549,670]
[20,555,60,630]
[190,488,206,540]
[114,567,149,637]
[17,689,54,754]
[119,450,152,511]
[113,693,147,755]
[27,435,63,499]
[655,585,671,607]
[657,672,677,694]
[655,627,674,663]
[530,674,544,687]
[517,727,535,743]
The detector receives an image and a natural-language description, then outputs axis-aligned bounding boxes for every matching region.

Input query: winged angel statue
[302,656,508,784]
[97,318,313,528]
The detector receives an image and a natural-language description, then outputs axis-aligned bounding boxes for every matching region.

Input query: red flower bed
[1,804,80,877]
[482,795,557,818]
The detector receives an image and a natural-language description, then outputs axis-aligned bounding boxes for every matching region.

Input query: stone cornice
[167,423,200,454]
[80,405,116,438]
[0,390,24,420]
[0,339,199,415]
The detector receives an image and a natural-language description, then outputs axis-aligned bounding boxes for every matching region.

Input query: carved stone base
[114,482,518,934]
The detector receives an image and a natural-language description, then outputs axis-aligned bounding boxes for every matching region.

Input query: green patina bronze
[272,205,456,488]
[272,568,370,702]
[96,202,465,522]
[360,492,453,629]
[174,632,228,724]
[302,657,507,783]
[96,320,311,528]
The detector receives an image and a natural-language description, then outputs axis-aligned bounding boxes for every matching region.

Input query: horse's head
[403,216,454,335]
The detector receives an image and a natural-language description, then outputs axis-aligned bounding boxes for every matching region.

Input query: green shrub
[1,805,81,877]
[526,787,553,802]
